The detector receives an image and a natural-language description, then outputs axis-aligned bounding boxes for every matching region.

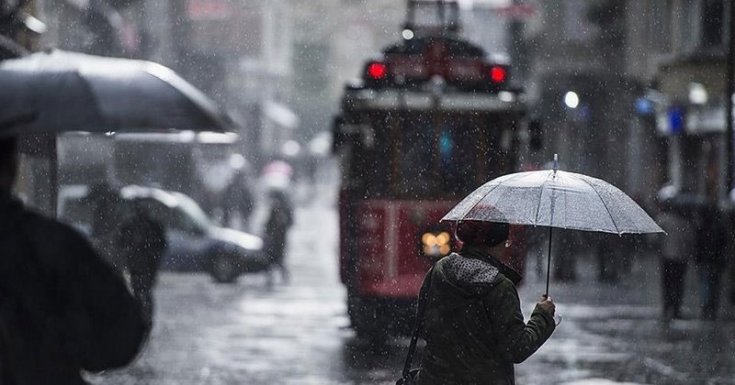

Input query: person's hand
[537,295,555,317]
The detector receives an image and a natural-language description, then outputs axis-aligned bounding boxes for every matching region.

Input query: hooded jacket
[417,248,555,385]
[0,194,145,384]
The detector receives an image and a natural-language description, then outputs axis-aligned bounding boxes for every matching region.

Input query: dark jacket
[264,192,293,263]
[0,195,146,384]
[118,210,167,275]
[417,248,555,385]
[694,205,729,266]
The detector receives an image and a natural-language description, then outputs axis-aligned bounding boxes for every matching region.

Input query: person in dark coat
[656,195,696,320]
[117,200,167,334]
[416,220,556,385]
[0,136,146,384]
[263,189,294,284]
[694,203,729,320]
[86,180,125,270]
[222,168,255,229]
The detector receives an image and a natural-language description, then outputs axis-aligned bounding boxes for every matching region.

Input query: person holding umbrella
[397,155,664,385]
[414,219,556,385]
[398,155,663,384]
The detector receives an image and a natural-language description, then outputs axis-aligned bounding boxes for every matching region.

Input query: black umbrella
[0,49,236,136]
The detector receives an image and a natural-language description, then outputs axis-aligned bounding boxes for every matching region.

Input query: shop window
[673,0,725,54]
[648,0,672,53]
[701,0,724,48]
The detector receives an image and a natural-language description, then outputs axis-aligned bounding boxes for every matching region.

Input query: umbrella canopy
[442,162,663,296]
[442,169,664,235]
[0,49,236,136]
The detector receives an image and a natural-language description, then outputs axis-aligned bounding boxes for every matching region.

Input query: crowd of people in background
[522,181,735,322]
[655,186,735,321]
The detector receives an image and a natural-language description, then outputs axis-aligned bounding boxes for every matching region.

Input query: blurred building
[642,0,730,204]
[143,0,296,166]
[513,0,732,211]
[288,0,403,161]
[518,1,640,192]
[21,0,728,211]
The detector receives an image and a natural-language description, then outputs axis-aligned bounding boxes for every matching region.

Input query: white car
[59,184,269,283]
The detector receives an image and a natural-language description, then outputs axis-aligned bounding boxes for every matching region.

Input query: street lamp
[564,91,579,109]
[688,82,708,105]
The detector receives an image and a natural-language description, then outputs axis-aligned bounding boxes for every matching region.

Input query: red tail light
[489,66,507,84]
[367,62,388,80]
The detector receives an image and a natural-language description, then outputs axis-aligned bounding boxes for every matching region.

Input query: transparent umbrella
[442,155,664,295]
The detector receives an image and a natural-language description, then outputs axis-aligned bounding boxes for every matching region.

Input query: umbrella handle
[545,226,553,297]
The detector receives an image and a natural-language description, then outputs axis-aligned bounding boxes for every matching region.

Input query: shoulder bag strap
[401,266,434,378]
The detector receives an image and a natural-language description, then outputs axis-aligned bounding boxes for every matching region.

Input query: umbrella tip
[553,154,559,174]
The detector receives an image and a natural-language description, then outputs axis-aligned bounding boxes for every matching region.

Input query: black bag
[395,267,433,385]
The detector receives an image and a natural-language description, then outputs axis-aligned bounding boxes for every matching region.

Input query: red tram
[333,0,529,336]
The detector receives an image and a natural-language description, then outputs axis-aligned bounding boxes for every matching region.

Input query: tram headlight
[421,231,452,259]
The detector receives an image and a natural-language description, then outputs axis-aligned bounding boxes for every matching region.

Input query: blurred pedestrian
[86,180,125,270]
[656,195,695,320]
[0,136,146,383]
[594,233,625,283]
[729,261,735,306]
[552,229,578,282]
[728,191,735,307]
[264,189,294,284]
[222,168,255,229]
[117,201,167,334]
[415,220,556,385]
[694,204,728,320]
[261,159,294,192]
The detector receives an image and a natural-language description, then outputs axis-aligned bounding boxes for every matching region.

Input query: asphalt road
[89,183,735,385]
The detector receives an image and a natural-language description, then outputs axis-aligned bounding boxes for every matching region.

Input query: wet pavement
[89,183,735,385]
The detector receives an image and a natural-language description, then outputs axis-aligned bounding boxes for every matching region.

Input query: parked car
[58,184,269,283]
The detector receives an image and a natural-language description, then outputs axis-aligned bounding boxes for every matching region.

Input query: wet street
[90,183,735,385]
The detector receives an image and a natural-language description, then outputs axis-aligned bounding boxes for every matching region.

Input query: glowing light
[422,233,436,245]
[402,29,415,40]
[499,91,514,103]
[689,83,708,105]
[436,232,450,245]
[490,66,507,83]
[422,231,452,257]
[367,62,387,80]
[564,91,579,109]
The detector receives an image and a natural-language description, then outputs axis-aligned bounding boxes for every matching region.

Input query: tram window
[345,128,387,197]
[395,114,438,198]
[342,113,510,200]
[438,120,477,195]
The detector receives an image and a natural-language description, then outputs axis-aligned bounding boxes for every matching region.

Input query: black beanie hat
[456,220,510,247]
